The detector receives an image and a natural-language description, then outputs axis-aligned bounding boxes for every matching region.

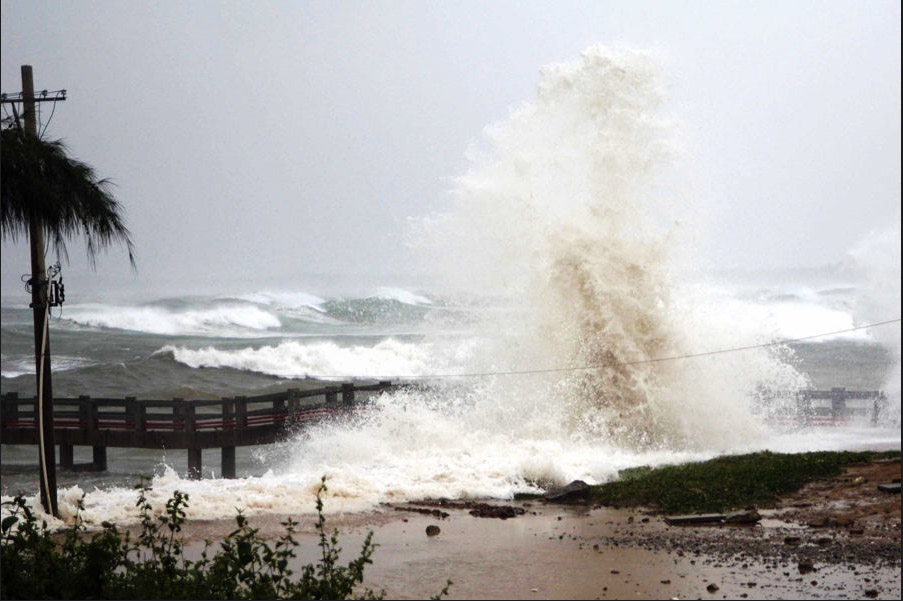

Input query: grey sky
[2,0,900,299]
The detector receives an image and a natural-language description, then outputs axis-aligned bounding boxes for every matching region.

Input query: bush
[1,476,451,600]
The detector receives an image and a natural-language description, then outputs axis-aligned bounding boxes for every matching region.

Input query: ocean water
[1,45,899,527]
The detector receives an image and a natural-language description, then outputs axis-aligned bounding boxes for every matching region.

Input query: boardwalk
[0,381,395,479]
[0,385,887,479]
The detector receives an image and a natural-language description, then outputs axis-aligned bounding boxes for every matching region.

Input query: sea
[1,45,900,527]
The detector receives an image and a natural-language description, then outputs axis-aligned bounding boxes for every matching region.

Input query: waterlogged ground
[159,459,900,600]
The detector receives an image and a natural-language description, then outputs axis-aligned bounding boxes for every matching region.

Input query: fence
[0,381,395,479]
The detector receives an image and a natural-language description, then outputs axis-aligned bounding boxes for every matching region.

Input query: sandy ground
[172,459,901,600]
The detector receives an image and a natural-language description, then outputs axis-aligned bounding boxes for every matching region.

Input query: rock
[783,536,802,545]
[543,480,591,502]
[815,537,832,546]
[706,583,719,593]
[724,509,761,525]
[469,504,524,519]
[864,590,878,598]
[798,560,815,574]
[426,525,440,536]
[877,482,901,493]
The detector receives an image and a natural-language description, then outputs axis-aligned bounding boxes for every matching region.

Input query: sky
[1,0,900,300]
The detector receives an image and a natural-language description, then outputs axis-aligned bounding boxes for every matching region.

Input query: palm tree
[1,129,135,267]
[1,69,134,516]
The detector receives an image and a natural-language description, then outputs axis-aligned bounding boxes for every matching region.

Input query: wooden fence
[0,381,395,479]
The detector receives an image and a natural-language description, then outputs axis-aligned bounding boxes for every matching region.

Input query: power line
[301,318,901,381]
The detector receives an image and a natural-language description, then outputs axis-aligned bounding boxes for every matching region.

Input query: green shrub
[1,476,451,600]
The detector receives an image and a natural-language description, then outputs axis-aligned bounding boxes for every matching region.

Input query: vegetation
[0,127,135,268]
[584,450,900,514]
[0,477,451,600]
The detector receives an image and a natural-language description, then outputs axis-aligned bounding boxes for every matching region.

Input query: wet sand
[176,460,900,600]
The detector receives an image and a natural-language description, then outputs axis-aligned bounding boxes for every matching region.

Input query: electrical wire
[39,97,59,139]
[300,318,902,381]
[36,298,54,514]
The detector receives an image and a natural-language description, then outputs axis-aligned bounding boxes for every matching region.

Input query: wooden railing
[0,381,395,479]
[796,388,887,425]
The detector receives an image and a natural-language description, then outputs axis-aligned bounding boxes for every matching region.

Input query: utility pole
[22,64,59,517]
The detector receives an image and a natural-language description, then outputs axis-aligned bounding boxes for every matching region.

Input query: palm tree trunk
[23,65,58,517]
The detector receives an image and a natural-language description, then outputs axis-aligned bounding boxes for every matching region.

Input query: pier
[0,385,889,479]
[0,381,395,479]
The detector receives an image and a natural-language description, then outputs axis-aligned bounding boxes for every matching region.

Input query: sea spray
[420,45,807,449]
[846,221,902,425]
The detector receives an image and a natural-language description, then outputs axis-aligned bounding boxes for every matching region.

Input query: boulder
[543,480,590,502]
[724,509,761,524]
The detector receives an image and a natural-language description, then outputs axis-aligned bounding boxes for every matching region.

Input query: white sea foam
[372,287,433,306]
[63,303,281,337]
[160,338,474,380]
[235,291,326,310]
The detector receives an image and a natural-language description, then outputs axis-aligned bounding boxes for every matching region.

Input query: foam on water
[372,287,433,306]
[63,303,281,337]
[159,338,473,380]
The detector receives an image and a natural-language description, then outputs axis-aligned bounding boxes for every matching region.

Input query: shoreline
[158,459,899,600]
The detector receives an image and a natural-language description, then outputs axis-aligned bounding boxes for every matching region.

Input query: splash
[846,222,902,424]
[421,45,806,449]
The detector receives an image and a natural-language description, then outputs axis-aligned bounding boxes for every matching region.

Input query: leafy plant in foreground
[1,476,451,600]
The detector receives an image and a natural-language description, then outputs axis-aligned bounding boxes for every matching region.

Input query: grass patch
[589,450,900,514]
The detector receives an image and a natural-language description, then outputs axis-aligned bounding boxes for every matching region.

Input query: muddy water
[175,504,900,600]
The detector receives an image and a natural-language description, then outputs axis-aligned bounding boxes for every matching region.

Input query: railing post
[873,392,885,426]
[221,397,236,479]
[287,388,299,420]
[83,395,95,432]
[235,396,247,428]
[342,383,354,406]
[325,386,338,406]
[172,398,184,430]
[1,392,19,426]
[831,387,845,419]
[125,396,139,431]
[797,390,811,425]
[274,393,286,424]
[184,403,201,479]
[83,395,106,471]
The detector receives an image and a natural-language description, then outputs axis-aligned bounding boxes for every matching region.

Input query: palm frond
[1,128,136,269]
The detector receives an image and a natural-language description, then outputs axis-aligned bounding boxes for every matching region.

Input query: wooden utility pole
[22,64,59,517]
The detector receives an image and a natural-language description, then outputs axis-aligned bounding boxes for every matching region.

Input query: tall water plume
[422,45,806,450]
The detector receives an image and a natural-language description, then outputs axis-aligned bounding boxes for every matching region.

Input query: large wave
[63,303,281,337]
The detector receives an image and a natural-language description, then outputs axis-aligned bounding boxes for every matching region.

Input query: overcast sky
[2,0,900,299]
